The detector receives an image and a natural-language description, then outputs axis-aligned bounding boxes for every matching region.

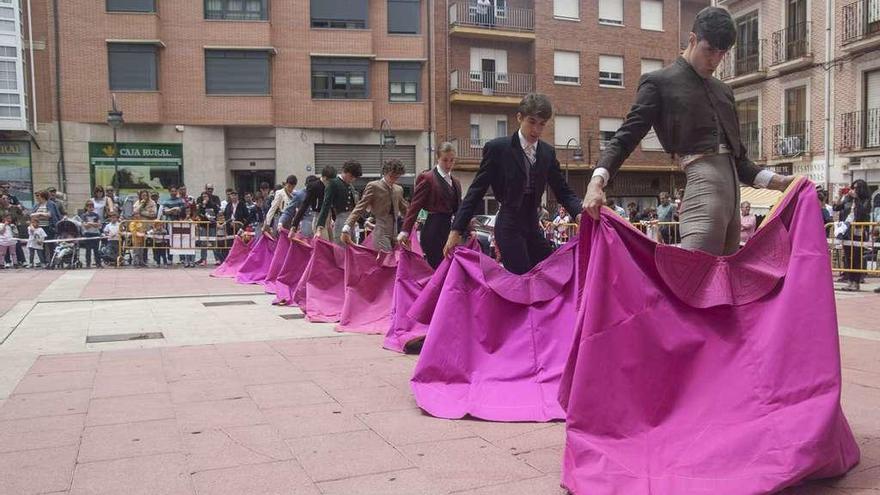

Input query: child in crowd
[0,213,19,268]
[101,212,121,265]
[27,217,46,267]
[149,222,169,267]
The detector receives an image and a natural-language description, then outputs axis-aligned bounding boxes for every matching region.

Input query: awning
[106,39,166,47]
[740,186,784,215]
[204,45,277,54]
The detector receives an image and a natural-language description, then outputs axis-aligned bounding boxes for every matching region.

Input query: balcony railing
[839,108,880,152]
[718,39,766,81]
[448,2,535,32]
[740,122,763,160]
[453,138,491,160]
[771,21,811,66]
[450,70,534,98]
[842,0,880,45]
[770,121,811,158]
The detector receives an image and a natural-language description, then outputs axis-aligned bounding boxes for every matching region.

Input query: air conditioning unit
[777,136,803,156]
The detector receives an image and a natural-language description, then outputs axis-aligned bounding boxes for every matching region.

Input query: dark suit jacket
[452,133,582,233]
[597,56,763,186]
[401,168,462,234]
[290,179,325,229]
[223,200,249,230]
[316,177,358,228]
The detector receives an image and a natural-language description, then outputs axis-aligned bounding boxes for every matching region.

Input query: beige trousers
[679,154,742,256]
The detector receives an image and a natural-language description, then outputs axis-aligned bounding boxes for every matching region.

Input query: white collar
[435,166,453,181]
[518,129,538,151]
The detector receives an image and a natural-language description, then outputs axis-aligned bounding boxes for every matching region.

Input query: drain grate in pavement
[279,314,305,320]
[202,300,256,307]
[87,332,165,343]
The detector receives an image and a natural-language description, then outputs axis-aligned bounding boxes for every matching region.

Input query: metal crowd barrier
[116,220,246,267]
[825,221,879,275]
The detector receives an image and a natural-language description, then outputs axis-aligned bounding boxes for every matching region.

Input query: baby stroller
[49,219,82,269]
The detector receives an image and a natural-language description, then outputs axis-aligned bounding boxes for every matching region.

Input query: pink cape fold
[362,232,375,250]
[262,228,292,294]
[409,241,579,422]
[273,235,312,305]
[210,236,252,278]
[383,248,434,352]
[298,238,346,322]
[410,228,424,256]
[234,234,277,285]
[336,244,398,334]
[559,179,860,494]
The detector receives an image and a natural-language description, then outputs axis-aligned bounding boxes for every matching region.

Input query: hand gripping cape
[295,237,346,323]
[211,236,252,278]
[234,233,277,285]
[262,228,292,294]
[408,240,579,422]
[559,179,859,494]
[336,244,398,334]
[273,235,312,306]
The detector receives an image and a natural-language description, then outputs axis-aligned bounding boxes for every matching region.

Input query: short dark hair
[517,93,553,120]
[382,159,406,176]
[259,182,270,189]
[342,160,363,178]
[285,175,298,186]
[320,165,337,179]
[692,7,736,50]
[225,188,233,194]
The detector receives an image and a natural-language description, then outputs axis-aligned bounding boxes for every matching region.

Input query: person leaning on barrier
[840,179,872,292]
[223,191,249,236]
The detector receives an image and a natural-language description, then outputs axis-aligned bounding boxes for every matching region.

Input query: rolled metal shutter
[314,144,416,177]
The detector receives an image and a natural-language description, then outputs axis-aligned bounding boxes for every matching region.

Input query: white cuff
[753,170,775,189]
[397,232,408,240]
[341,224,352,234]
[591,168,610,185]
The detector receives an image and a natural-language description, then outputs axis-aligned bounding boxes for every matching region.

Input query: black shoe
[403,336,426,355]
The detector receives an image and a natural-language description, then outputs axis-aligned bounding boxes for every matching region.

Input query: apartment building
[21,0,431,208]
[434,0,708,213]
[716,0,880,198]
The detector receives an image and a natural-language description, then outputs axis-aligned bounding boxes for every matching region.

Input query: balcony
[452,138,489,165]
[449,70,534,106]
[769,22,813,74]
[769,121,811,159]
[717,39,767,87]
[448,2,535,43]
[839,108,880,154]
[842,0,880,53]
[740,122,764,161]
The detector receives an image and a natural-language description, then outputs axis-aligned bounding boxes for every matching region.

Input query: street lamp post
[106,94,124,190]
[378,118,397,170]
[564,137,584,183]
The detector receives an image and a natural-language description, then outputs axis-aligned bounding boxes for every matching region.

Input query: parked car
[470,214,495,256]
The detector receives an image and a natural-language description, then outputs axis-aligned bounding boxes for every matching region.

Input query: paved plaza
[0,269,878,494]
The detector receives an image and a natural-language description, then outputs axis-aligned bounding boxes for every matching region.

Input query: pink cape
[210,236,252,278]
[273,235,312,305]
[262,228,292,294]
[408,240,579,422]
[296,238,346,322]
[382,248,434,352]
[559,179,859,494]
[336,244,398,334]
[234,234,277,285]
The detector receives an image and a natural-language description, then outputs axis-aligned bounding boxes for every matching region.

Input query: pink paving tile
[455,475,568,495]
[190,460,319,495]
[0,445,78,494]
[184,424,293,473]
[0,414,85,453]
[262,403,368,440]
[91,372,169,399]
[0,389,91,420]
[288,430,413,482]
[162,345,226,365]
[302,369,392,392]
[86,393,175,427]
[225,353,292,370]
[13,370,95,395]
[214,341,279,359]
[316,468,446,495]
[325,385,418,414]
[233,364,309,386]
[78,419,183,463]
[169,378,247,404]
[97,357,164,376]
[840,336,880,374]
[246,381,334,410]
[175,397,266,433]
[164,363,237,383]
[69,453,193,495]
[356,408,475,446]
[30,353,100,374]
[513,446,564,475]
[486,423,566,453]
[99,347,163,362]
[401,437,544,493]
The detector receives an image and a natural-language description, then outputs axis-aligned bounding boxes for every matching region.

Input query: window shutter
[641,58,663,75]
[554,115,580,146]
[640,0,663,31]
[598,0,623,24]
[553,0,578,19]
[554,51,580,83]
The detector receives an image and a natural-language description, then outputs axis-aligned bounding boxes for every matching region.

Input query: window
[496,118,507,139]
[641,58,663,75]
[106,0,156,12]
[388,0,420,34]
[205,0,267,20]
[784,86,806,125]
[599,55,624,87]
[311,0,368,29]
[0,60,15,90]
[865,70,880,148]
[554,115,580,147]
[0,93,19,118]
[554,51,580,84]
[311,57,369,99]
[736,97,760,157]
[640,0,663,31]
[735,11,759,75]
[599,0,623,25]
[553,0,578,19]
[205,50,270,95]
[0,5,14,33]
[389,62,420,102]
[108,43,158,91]
[599,118,623,149]
[470,114,508,145]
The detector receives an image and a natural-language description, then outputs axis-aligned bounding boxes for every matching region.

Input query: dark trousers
[494,208,554,275]
[422,212,452,269]
[83,232,102,267]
